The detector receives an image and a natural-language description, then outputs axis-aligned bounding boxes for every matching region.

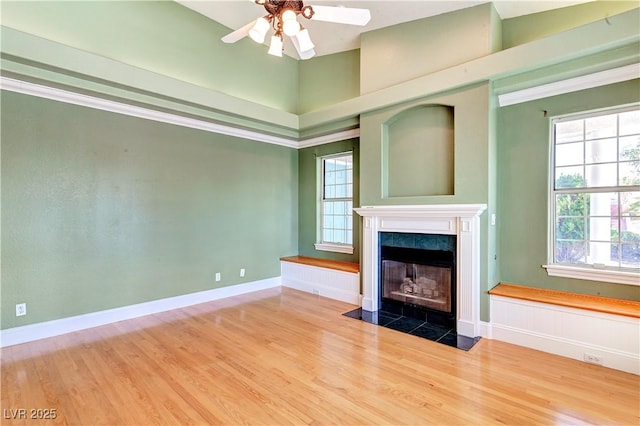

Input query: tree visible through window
[319,152,353,248]
[552,106,640,271]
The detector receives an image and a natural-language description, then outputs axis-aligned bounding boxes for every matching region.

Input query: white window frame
[544,104,640,286]
[314,151,354,254]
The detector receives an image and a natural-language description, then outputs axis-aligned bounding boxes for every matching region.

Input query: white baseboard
[281,261,360,305]
[0,277,281,348]
[487,295,639,375]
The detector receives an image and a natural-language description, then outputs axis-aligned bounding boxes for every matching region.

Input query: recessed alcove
[382,104,454,198]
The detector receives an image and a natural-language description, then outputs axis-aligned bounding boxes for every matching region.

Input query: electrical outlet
[215,272,221,282]
[584,353,603,365]
[16,303,26,317]
[240,268,245,277]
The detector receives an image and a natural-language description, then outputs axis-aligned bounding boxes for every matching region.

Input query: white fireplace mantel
[354,204,487,338]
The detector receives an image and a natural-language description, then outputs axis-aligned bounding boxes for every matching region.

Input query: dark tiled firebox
[344,231,480,351]
[343,308,480,351]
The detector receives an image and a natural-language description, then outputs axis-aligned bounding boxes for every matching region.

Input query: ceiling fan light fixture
[249,17,270,43]
[281,10,301,36]
[295,28,314,52]
[268,34,283,57]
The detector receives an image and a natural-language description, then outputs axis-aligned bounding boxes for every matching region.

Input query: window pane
[585,114,617,139]
[556,240,586,264]
[325,160,336,172]
[556,142,583,166]
[555,168,584,188]
[585,163,616,187]
[619,110,640,136]
[556,193,587,217]
[590,192,615,217]
[619,135,640,157]
[557,217,585,240]
[324,215,334,228]
[556,120,584,143]
[325,171,335,185]
[621,191,640,218]
[325,185,335,199]
[588,217,613,242]
[587,241,614,265]
[324,202,333,215]
[620,243,640,268]
[620,161,640,186]
[585,138,617,164]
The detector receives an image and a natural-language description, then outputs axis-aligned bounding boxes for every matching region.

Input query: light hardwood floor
[1,287,638,425]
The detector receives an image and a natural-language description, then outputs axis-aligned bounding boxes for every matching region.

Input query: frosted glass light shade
[249,17,269,43]
[296,29,315,52]
[268,35,283,57]
[282,10,300,36]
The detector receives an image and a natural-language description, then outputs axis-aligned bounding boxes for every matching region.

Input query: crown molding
[498,63,640,107]
[1,76,358,149]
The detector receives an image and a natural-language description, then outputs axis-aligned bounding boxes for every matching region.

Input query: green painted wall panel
[384,105,454,197]
[360,3,499,94]
[1,91,298,329]
[297,139,359,263]
[360,83,491,206]
[502,2,638,49]
[0,0,299,113]
[298,50,360,114]
[497,79,640,301]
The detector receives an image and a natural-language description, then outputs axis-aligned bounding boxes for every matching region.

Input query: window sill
[543,264,640,286]
[314,243,354,255]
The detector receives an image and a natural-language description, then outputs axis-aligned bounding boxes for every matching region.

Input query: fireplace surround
[354,204,487,338]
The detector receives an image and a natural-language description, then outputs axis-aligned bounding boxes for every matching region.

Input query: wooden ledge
[489,283,640,319]
[280,256,359,274]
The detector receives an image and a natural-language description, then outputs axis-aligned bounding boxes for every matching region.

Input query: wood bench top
[489,283,640,319]
[280,256,359,274]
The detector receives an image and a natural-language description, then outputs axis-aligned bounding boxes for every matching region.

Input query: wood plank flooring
[1,287,638,425]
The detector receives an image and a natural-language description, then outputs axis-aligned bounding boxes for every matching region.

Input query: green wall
[502,1,639,48]
[298,50,360,114]
[297,139,360,263]
[1,91,298,329]
[497,79,640,300]
[0,0,299,113]
[359,3,500,94]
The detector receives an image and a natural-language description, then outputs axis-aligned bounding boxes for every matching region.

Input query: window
[315,152,353,254]
[546,105,640,285]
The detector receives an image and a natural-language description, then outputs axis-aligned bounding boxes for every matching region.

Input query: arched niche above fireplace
[382,104,454,198]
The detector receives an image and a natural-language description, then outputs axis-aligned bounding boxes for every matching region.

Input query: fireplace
[380,242,456,328]
[354,204,486,338]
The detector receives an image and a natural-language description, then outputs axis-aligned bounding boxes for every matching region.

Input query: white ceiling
[177,0,593,58]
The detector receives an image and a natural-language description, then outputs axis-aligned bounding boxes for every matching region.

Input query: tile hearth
[343,308,480,351]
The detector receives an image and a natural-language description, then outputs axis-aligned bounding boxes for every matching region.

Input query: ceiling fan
[222,0,371,60]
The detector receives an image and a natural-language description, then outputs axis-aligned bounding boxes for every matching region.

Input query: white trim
[498,63,640,107]
[298,129,360,148]
[543,264,640,286]
[354,204,487,338]
[0,76,298,148]
[0,277,281,348]
[488,294,640,375]
[314,243,354,254]
[0,76,359,149]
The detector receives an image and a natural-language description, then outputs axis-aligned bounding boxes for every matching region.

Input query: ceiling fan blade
[221,20,257,43]
[308,5,371,26]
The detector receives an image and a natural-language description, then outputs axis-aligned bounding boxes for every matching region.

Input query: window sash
[549,105,640,277]
[320,153,353,247]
